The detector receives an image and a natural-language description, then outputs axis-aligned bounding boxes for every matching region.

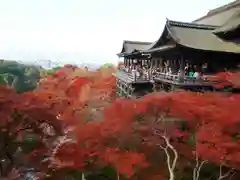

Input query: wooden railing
[116,68,151,83]
[154,72,211,86]
[154,72,179,81]
[117,67,212,86]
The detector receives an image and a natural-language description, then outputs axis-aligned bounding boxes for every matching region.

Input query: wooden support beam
[179,55,185,82]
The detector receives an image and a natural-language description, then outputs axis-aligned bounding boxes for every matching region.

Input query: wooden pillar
[150,58,153,69]
[173,59,176,73]
[159,58,163,72]
[179,55,185,82]
[154,58,158,69]
[173,59,178,73]
[140,59,143,68]
[150,57,154,80]
[169,59,171,72]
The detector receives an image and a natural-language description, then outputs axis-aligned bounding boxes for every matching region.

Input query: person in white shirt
[136,70,140,78]
[166,68,172,75]
[132,69,136,80]
[135,66,140,78]
[193,71,200,79]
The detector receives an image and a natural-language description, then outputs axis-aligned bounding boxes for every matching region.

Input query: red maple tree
[1,65,240,180]
[36,67,240,179]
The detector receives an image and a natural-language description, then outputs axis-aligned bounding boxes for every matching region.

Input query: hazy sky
[0,0,233,65]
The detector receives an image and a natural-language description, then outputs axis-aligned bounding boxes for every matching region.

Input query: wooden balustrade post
[179,56,185,83]
[150,57,155,80]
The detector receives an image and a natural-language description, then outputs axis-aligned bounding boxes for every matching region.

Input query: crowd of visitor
[120,64,151,80]
[119,62,209,81]
[184,64,202,79]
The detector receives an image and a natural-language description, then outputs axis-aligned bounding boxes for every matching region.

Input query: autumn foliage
[208,71,240,89]
[0,65,240,179]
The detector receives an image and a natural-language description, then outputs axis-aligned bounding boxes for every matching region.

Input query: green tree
[100,63,115,69]
[0,60,41,93]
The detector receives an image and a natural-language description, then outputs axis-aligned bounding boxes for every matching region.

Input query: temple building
[117,40,152,58]
[142,19,240,91]
[115,0,240,97]
[116,41,153,98]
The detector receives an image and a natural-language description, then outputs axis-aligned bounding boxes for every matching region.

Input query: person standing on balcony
[188,65,194,77]
[166,67,172,75]
[184,63,190,76]
[193,66,202,80]
[132,68,137,81]
[136,66,141,78]
[193,71,200,79]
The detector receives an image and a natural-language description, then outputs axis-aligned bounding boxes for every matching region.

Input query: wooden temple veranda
[115,12,240,98]
[116,40,154,98]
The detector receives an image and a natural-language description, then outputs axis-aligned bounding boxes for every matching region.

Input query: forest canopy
[0,61,239,180]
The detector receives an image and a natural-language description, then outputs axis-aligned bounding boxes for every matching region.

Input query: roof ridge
[194,0,240,22]
[207,0,240,16]
[167,20,219,30]
[123,40,152,45]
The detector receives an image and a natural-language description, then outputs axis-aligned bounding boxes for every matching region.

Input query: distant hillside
[17,59,61,69]
[17,59,104,70]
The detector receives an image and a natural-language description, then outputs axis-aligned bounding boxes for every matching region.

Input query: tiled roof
[117,40,152,56]
[193,0,240,25]
[144,19,240,54]
[213,10,240,35]
[168,20,240,53]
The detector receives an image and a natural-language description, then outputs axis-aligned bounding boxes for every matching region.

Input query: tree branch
[218,165,234,180]
[193,152,207,180]
[157,135,178,180]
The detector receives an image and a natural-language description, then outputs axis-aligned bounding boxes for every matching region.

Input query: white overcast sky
[0,0,233,65]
